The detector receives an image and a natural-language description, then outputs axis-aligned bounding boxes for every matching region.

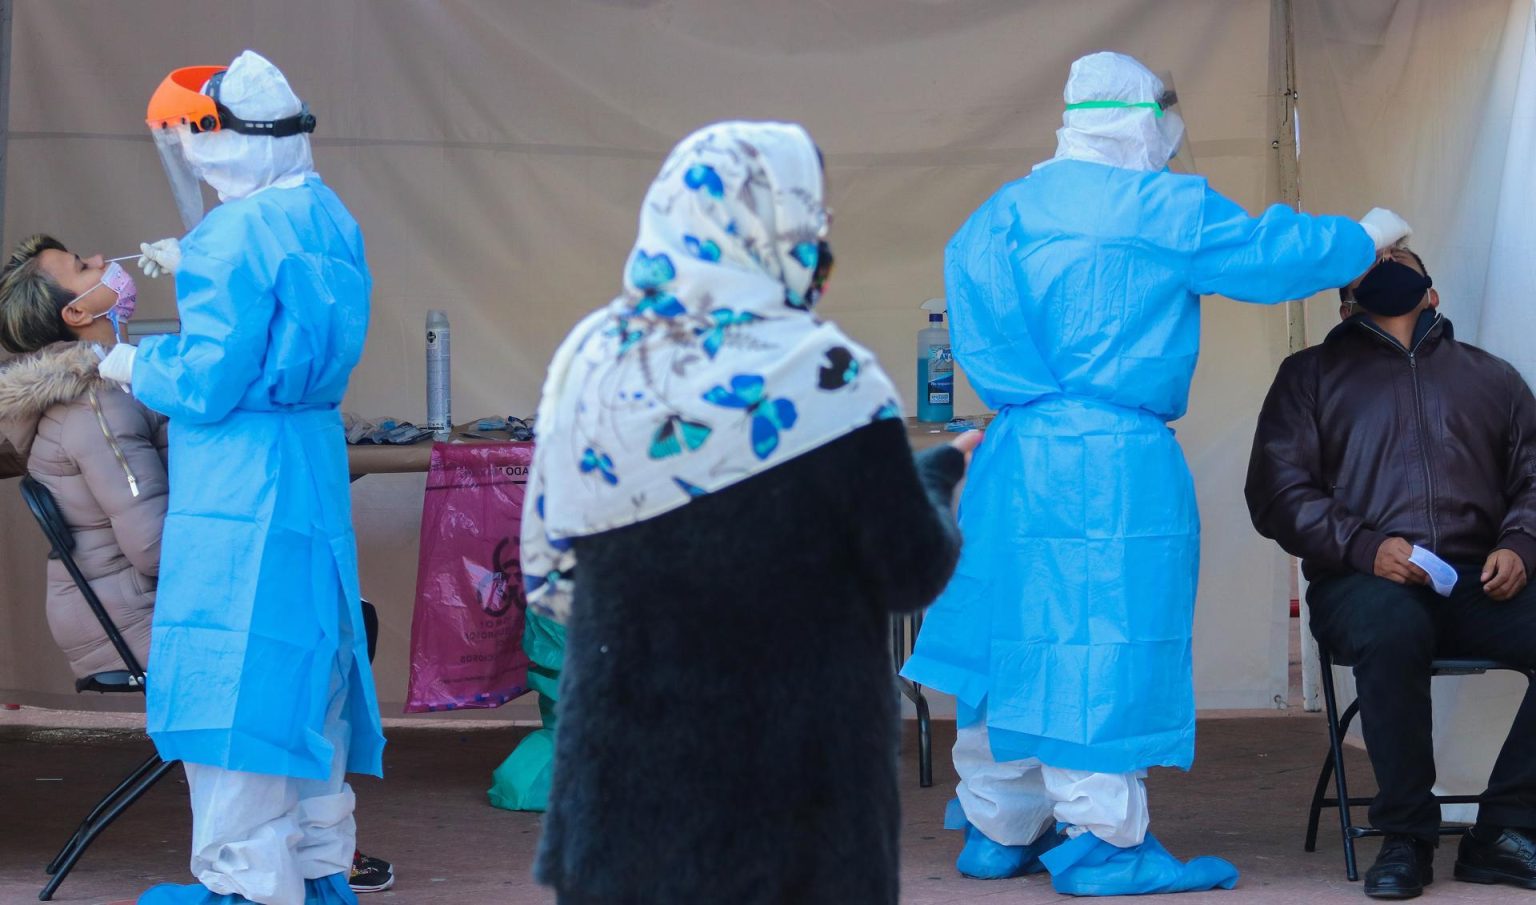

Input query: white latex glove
[1359,208,1412,251]
[97,343,137,388]
[138,238,182,279]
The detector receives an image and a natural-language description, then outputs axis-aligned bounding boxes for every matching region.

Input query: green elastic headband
[1065,100,1164,118]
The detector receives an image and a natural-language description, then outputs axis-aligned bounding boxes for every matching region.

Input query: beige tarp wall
[0,0,1512,719]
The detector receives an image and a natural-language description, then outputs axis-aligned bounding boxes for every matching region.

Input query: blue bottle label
[927,346,953,405]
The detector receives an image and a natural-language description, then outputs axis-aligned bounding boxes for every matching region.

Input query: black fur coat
[535,419,966,904]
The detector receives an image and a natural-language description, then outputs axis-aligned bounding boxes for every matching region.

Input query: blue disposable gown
[132,177,385,781]
[902,160,1373,774]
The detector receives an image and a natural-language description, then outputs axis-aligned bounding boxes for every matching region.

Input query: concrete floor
[3,708,1533,905]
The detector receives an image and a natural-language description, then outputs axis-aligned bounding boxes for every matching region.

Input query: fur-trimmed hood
[0,341,106,460]
[1,338,168,682]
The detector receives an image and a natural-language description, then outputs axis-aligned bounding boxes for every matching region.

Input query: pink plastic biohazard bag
[404,441,534,712]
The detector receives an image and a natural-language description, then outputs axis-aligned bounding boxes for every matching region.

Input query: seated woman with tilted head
[0,233,167,679]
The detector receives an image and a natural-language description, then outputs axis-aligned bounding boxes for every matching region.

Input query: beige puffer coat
[0,342,168,678]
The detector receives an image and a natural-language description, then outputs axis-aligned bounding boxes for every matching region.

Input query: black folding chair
[1305,645,1536,881]
[18,475,180,901]
[892,612,934,787]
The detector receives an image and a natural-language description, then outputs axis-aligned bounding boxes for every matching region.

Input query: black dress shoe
[1365,834,1435,899]
[1455,825,1536,889]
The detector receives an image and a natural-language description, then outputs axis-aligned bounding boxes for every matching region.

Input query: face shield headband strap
[198,70,317,138]
[1065,90,1178,118]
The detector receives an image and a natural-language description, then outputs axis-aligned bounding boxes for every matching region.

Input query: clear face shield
[146,65,228,231]
[146,60,318,229]
[152,125,207,231]
[1153,71,1195,175]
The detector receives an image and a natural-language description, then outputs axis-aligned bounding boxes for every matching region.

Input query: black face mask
[1353,259,1432,317]
[802,240,834,308]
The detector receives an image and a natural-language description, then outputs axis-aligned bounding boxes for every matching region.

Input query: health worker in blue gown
[901,51,1412,895]
[97,50,383,905]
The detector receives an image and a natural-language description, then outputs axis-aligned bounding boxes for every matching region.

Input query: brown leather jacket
[1246,312,1536,581]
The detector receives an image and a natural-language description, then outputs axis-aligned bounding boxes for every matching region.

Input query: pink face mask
[76,262,138,332]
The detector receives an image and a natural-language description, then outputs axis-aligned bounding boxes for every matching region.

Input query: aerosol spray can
[426,310,452,439]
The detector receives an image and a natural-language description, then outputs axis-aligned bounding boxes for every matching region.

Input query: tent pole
[1277,0,1304,355]
[1275,0,1324,714]
[0,0,12,250]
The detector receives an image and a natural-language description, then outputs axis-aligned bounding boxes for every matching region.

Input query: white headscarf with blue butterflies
[521,121,902,622]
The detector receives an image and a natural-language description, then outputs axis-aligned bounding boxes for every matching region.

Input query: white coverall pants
[182,639,357,905]
[954,703,1150,849]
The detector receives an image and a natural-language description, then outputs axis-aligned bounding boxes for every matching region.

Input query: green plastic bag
[488,611,565,812]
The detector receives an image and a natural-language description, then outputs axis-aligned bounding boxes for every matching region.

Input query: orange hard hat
[145,65,227,133]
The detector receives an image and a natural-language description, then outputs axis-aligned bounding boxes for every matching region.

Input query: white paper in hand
[1410,546,1458,597]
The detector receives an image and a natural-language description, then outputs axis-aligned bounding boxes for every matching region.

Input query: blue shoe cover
[946,798,1064,879]
[136,874,355,905]
[137,883,254,904]
[1039,830,1239,896]
[305,873,359,905]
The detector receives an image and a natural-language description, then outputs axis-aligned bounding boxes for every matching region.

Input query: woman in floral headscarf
[523,121,977,904]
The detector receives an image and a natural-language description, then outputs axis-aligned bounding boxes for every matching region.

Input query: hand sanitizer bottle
[917,299,953,423]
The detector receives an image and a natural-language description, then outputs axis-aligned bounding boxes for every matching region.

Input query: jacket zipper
[1360,317,1441,548]
[1408,355,1439,548]
[88,387,140,498]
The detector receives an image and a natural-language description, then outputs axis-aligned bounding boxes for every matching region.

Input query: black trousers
[361,598,379,664]
[1309,569,1536,842]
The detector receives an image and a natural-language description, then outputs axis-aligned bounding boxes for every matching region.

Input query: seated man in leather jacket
[1246,247,1536,900]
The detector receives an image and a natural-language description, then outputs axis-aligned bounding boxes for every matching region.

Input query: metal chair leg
[45,751,164,875]
[1336,699,1361,737]
[1305,746,1336,853]
[913,684,933,788]
[908,612,933,788]
[39,757,177,901]
[1318,655,1360,881]
[893,613,934,788]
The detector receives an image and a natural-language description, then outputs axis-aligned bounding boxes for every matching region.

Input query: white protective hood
[1046,51,1185,173]
[181,50,316,202]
